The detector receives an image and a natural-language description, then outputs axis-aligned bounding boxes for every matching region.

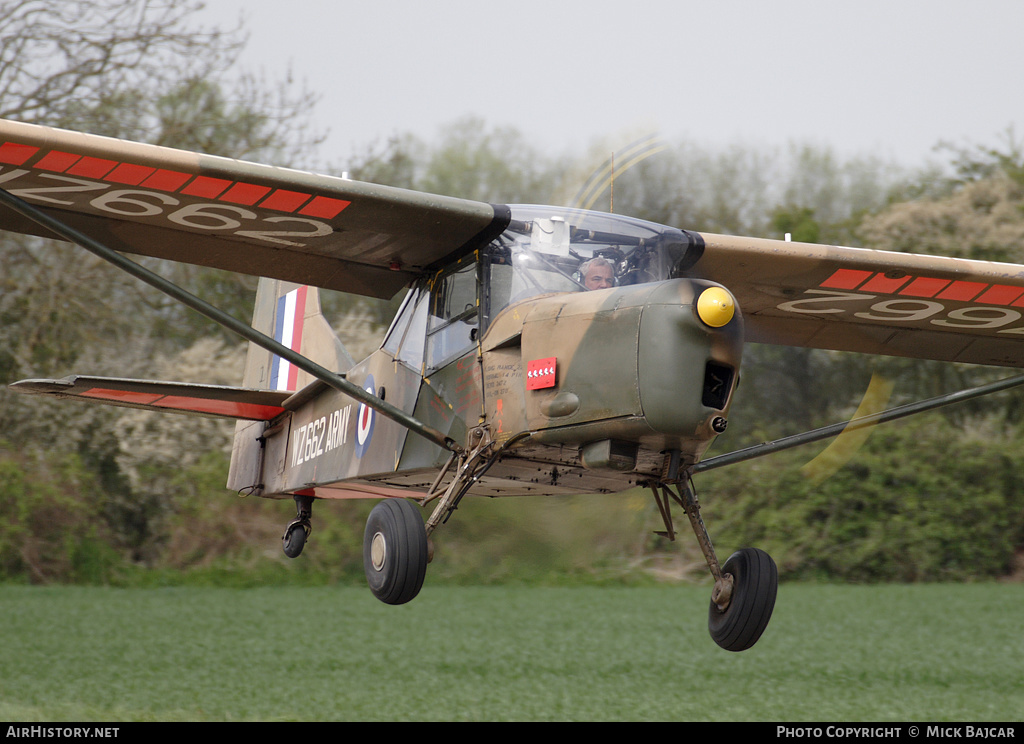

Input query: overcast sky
[199,0,1024,172]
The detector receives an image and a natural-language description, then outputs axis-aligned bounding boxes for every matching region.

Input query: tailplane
[8,376,290,420]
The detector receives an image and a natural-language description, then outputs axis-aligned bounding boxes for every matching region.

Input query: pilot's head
[580,257,614,290]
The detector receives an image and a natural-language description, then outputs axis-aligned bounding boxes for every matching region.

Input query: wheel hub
[712,573,734,611]
[370,531,387,571]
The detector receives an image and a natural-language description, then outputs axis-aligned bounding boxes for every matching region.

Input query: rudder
[242,278,355,391]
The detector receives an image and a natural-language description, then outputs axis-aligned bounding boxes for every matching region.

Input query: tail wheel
[282,523,307,558]
[708,547,778,652]
[363,499,428,605]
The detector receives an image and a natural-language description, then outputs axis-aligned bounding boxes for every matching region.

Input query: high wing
[690,233,1024,368]
[0,119,509,299]
[10,376,291,421]
[6,117,1024,368]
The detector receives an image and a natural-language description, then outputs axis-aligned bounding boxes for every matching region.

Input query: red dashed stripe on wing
[0,142,350,218]
[819,269,1024,307]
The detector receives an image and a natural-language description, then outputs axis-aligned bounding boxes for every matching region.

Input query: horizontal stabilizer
[10,375,291,421]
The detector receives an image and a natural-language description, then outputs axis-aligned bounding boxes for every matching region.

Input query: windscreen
[483,205,703,320]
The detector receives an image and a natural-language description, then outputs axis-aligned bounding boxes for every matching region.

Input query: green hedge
[698,414,1024,581]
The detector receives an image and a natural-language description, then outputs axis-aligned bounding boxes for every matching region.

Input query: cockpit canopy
[383,205,704,374]
[485,205,704,320]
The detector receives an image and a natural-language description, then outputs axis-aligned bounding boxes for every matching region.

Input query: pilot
[580,257,615,290]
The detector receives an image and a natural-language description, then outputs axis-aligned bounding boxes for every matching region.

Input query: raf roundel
[355,375,376,458]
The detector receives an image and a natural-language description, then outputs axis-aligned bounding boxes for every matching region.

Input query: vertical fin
[229,278,354,493]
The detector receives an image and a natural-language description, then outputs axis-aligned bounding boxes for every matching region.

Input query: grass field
[0,582,1021,721]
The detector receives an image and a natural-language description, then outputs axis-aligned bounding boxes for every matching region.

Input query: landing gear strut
[648,460,777,652]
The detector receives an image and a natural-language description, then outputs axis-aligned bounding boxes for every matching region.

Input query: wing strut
[0,187,460,454]
[694,371,1024,473]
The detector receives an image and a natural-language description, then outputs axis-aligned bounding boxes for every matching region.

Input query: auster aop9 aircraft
[4,118,1024,652]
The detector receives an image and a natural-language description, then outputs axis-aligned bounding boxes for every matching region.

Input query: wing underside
[691,233,1024,368]
[0,119,510,299]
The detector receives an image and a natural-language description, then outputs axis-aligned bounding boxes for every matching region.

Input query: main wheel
[363,499,428,605]
[708,547,778,652]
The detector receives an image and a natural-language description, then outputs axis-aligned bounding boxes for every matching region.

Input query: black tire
[708,547,778,652]
[363,499,428,605]
[282,524,307,558]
